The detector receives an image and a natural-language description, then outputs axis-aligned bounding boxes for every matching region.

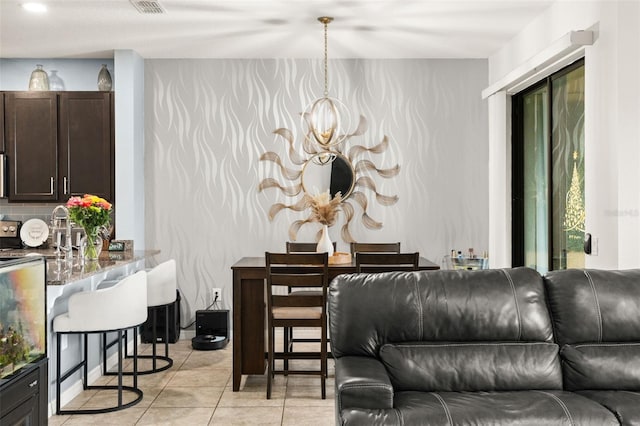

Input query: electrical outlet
[212,287,222,303]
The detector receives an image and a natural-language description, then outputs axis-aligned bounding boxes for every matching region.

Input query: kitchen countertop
[0,248,160,285]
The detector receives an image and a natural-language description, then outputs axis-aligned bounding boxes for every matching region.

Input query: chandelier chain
[323,20,329,97]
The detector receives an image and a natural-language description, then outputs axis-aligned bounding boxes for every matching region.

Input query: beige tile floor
[48,335,335,425]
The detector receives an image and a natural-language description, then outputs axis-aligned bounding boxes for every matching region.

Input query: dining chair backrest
[350,242,401,255]
[266,252,329,311]
[286,241,337,253]
[355,252,420,273]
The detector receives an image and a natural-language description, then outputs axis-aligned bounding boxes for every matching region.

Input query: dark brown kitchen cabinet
[4,92,59,202]
[0,359,48,426]
[0,92,5,153]
[3,91,114,202]
[59,92,114,200]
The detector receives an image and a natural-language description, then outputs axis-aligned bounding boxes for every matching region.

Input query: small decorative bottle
[97,64,112,91]
[48,70,65,91]
[28,64,50,91]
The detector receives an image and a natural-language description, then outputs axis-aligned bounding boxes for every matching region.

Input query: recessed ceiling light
[22,3,47,13]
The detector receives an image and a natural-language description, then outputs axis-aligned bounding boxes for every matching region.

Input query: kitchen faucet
[51,205,73,262]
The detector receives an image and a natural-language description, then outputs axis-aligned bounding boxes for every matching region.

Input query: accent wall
[144,58,489,327]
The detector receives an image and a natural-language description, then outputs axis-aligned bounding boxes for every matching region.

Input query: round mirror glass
[301,153,355,199]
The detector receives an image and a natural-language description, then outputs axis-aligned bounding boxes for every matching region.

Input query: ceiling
[0,0,555,59]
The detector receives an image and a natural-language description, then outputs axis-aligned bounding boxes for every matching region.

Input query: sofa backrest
[329,267,562,391]
[544,268,640,390]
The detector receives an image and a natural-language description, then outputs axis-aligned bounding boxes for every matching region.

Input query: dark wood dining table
[230,256,440,391]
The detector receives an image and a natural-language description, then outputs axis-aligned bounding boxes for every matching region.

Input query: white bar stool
[53,270,148,415]
[103,259,177,375]
[139,259,177,373]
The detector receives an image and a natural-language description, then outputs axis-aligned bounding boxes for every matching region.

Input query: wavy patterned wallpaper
[144,58,488,327]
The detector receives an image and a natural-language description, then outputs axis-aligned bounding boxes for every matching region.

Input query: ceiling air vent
[129,0,166,14]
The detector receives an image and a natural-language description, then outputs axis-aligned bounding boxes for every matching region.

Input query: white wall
[0,58,113,91]
[487,1,640,269]
[114,50,146,249]
[144,58,489,325]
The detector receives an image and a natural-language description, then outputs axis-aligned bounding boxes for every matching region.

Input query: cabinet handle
[50,177,54,195]
[29,380,38,388]
[63,176,68,195]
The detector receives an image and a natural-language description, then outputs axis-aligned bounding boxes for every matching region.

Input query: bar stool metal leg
[103,303,174,376]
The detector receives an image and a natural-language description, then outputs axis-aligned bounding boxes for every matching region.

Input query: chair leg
[267,321,274,399]
[133,326,138,390]
[83,333,88,390]
[283,326,289,376]
[102,332,107,374]
[56,333,62,414]
[164,304,170,357]
[151,307,158,371]
[321,325,327,400]
[117,329,123,407]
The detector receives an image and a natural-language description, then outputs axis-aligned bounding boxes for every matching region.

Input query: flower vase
[82,231,103,261]
[316,225,334,256]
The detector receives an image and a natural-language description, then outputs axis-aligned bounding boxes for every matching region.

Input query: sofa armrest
[336,356,394,412]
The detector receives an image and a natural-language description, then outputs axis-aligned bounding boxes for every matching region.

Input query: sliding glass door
[512,59,585,273]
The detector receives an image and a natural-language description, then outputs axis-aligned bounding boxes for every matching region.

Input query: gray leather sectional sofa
[328,267,640,425]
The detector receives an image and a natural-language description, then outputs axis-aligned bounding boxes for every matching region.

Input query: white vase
[316,225,334,256]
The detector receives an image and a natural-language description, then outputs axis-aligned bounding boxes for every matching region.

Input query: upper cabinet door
[58,92,114,202]
[1,93,5,153]
[5,92,59,202]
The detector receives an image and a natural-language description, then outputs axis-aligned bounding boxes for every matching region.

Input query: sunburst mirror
[258,115,400,243]
[258,16,399,243]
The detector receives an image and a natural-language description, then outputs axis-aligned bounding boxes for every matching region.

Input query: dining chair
[285,242,335,361]
[356,252,420,273]
[286,241,336,253]
[265,252,329,399]
[350,242,401,255]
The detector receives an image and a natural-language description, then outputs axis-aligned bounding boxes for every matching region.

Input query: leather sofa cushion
[578,390,640,426]
[329,267,553,358]
[379,342,562,391]
[393,390,617,426]
[339,391,618,425]
[544,269,640,345]
[562,343,640,390]
[339,409,401,426]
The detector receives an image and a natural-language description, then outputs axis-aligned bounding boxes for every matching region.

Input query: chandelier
[302,17,351,163]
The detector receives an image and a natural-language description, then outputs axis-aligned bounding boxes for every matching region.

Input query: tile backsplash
[0,199,59,223]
